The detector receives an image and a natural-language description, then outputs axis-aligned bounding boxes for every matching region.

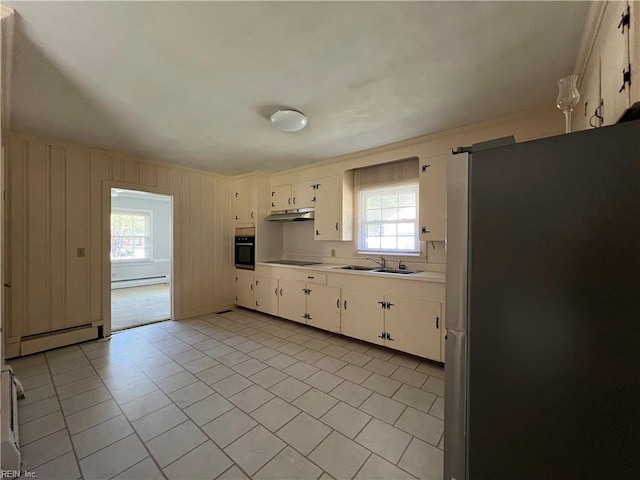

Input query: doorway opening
[110,188,172,331]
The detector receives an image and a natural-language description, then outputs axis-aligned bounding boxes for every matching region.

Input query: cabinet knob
[335,222,339,231]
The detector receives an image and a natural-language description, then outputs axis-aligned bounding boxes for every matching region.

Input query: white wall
[111,193,171,283]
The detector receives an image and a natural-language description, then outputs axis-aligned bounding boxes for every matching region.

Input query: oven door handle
[235,243,254,246]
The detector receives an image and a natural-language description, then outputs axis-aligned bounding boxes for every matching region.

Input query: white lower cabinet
[341,288,385,346]
[306,284,341,333]
[341,290,442,361]
[254,276,279,316]
[278,280,307,323]
[384,296,441,361]
[240,267,444,362]
[277,280,341,332]
[235,270,254,309]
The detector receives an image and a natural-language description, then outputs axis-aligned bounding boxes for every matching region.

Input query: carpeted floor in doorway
[111,284,170,331]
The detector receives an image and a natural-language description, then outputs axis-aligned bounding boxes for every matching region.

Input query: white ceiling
[6,1,590,176]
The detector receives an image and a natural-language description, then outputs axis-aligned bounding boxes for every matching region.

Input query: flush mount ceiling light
[270,109,308,132]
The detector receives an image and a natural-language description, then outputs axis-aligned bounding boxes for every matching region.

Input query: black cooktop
[264,260,322,266]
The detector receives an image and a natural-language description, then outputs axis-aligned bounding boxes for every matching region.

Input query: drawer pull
[307,276,314,279]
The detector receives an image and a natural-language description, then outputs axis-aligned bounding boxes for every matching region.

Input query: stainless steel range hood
[265,209,314,222]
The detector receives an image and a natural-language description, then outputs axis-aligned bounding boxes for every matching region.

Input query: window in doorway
[110,210,152,261]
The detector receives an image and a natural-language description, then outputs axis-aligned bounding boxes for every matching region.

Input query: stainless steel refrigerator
[444,120,640,479]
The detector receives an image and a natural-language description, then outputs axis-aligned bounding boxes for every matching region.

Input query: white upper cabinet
[291,181,316,210]
[600,1,631,125]
[419,155,446,242]
[233,177,255,225]
[270,184,291,212]
[574,1,636,131]
[314,174,353,241]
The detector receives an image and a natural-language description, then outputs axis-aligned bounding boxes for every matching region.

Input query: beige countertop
[255,261,446,283]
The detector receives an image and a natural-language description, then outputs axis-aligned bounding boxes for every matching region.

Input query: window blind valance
[353,157,419,188]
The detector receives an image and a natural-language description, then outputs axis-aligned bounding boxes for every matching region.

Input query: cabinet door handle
[312,196,316,203]
[378,301,386,309]
[271,191,275,196]
[272,202,275,207]
[336,299,340,309]
[280,289,283,296]
[307,276,314,279]
[251,211,254,219]
[378,331,386,339]
[275,288,278,296]
[421,226,430,234]
[335,222,339,231]
[436,316,440,329]
[344,300,347,310]
[235,296,238,301]
[421,164,431,173]
[387,302,394,309]
[250,283,253,291]
[316,230,320,236]
[256,301,259,307]
[293,197,296,205]
[235,215,238,220]
[255,280,260,285]
[288,198,291,205]
[386,332,394,341]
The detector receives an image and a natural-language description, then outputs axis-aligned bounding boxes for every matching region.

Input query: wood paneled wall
[6,133,233,344]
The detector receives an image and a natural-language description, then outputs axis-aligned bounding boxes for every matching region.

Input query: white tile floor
[10,308,445,480]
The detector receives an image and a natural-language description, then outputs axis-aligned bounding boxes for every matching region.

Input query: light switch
[77,247,85,257]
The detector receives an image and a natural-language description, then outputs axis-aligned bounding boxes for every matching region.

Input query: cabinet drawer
[295,272,326,284]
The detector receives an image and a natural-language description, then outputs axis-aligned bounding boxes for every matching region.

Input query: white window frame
[357,182,420,254]
[110,208,153,263]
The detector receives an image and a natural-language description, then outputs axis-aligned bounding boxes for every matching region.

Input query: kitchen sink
[336,265,376,271]
[372,268,421,275]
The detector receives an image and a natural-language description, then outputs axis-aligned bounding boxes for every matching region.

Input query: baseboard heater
[112,275,169,289]
[17,323,99,357]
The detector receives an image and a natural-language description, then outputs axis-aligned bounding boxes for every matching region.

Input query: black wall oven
[234,227,255,270]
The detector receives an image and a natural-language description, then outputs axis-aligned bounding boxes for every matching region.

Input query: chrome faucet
[366,256,386,268]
